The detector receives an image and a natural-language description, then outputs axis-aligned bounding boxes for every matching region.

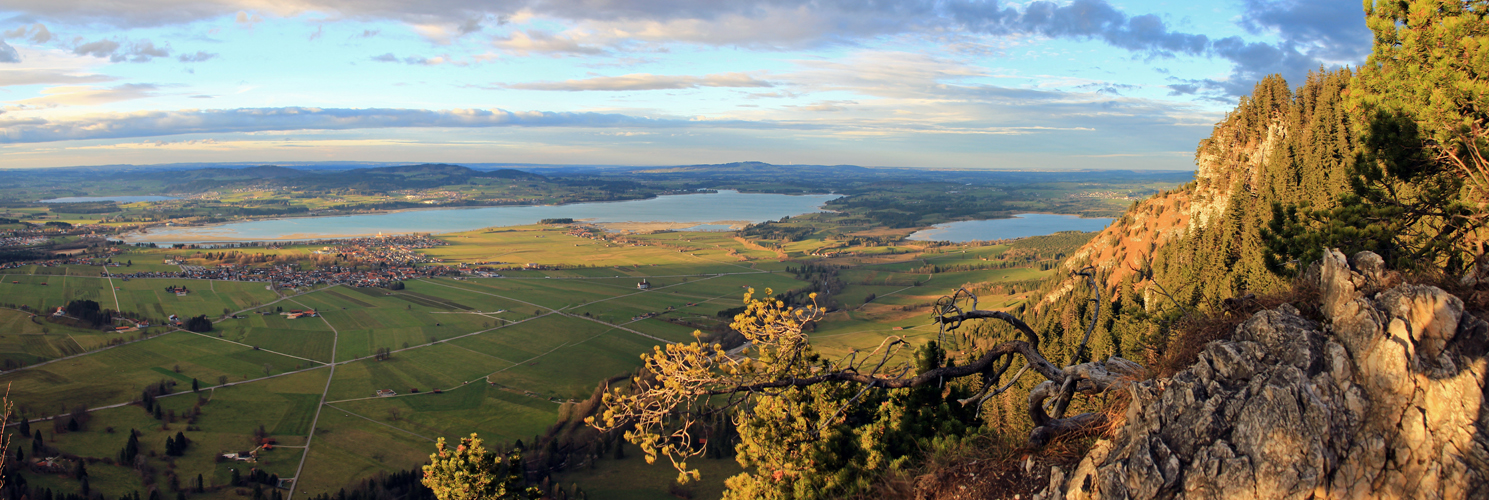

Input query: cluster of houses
[283,309,318,319]
[221,440,275,462]
[309,234,447,266]
[164,285,190,296]
[0,236,49,247]
[0,252,124,272]
[110,261,456,289]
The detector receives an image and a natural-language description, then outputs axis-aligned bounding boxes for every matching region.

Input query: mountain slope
[1011,71,1357,366]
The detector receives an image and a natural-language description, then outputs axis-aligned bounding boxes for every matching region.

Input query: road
[285,297,340,500]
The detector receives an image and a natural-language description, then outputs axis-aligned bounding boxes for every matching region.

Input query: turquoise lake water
[124,190,839,243]
[907,213,1113,242]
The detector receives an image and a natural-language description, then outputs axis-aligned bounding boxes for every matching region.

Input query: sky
[0,0,1372,171]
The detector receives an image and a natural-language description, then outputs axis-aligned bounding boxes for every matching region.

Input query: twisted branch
[592,270,1142,480]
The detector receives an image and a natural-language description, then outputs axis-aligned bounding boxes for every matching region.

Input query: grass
[0,332,315,411]
[13,368,328,498]
[325,342,513,401]
[486,328,665,399]
[293,410,435,496]
[207,310,337,363]
[0,308,123,367]
[332,383,557,446]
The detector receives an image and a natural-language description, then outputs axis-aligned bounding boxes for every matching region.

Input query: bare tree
[590,269,1143,479]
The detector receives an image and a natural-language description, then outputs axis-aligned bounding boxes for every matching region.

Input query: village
[106,263,454,289]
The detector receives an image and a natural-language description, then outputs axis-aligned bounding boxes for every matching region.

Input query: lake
[123,190,839,243]
[41,196,178,203]
[907,213,1113,243]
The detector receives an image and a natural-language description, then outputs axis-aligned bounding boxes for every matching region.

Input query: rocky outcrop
[1038,249,1489,500]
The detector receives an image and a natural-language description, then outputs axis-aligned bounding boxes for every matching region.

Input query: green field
[0,308,123,367]
[14,368,328,498]
[0,222,1088,498]
[0,331,317,411]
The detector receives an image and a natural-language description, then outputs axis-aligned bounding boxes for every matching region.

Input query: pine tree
[121,432,140,463]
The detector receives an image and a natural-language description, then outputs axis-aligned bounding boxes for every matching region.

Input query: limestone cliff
[1037,250,1489,499]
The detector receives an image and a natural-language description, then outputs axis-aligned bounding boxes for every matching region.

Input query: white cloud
[0,106,734,143]
[4,83,160,109]
[0,68,114,87]
[491,30,606,56]
[503,72,773,91]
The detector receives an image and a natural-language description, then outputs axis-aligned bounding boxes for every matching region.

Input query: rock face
[1039,249,1489,500]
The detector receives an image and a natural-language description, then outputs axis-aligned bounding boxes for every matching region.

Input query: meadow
[0,225,1091,499]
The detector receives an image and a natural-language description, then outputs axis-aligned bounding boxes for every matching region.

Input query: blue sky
[0,0,1371,170]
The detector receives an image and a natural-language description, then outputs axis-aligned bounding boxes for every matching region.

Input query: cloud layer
[0,107,734,143]
[504,73,773,91]
[0,0,1368,95]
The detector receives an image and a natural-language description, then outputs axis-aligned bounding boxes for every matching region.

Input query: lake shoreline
[121,191,839,244]
[907,213,1114,243]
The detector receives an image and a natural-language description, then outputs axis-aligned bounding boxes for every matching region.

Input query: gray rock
[1048,250,1489,500]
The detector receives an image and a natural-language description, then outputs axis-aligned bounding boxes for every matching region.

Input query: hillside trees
[1005,70,1362,394]
[1356,0,1489,204]
[1267,0,1488,271]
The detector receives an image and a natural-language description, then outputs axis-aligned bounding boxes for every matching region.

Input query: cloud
[504,72,773,91]
[791,100,857,112]
[370,53,454,65]
[0,68,114,87]
[0,41,18,63]
[71,38,171,62]
[5,83,160,109]
[177,51,217,62]
[948,0,1209,57]
[3,23,53,43]
[410,16,495,45]
[118,40,169,62]
[72,39,119,58]
[234,11,263,28]
[492,30,606,56]
[0,106,749,143]
[1240,0,1370,62]
[0,0,1366,96]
